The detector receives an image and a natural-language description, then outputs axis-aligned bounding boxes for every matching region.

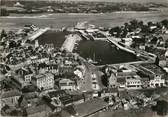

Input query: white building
[149,76,165,88]
[32,73,54,90]
[24,74,33,84]
[165,50,168,57]
[122,38,133,47]
[59,79,77,91]
[126,76,142,90]
[14,2,24,7]
[91,73,100,90]
[35,40,39,48]
[74,69,83,80]
[109,73,117,88]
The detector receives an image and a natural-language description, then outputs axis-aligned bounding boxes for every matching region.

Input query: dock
[28,27,50,41]
[78,30,94,40]
[61,34,82,52]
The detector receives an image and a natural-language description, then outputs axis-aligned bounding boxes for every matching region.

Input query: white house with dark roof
[125,76,142,90]
[59,79,77,91]
[149,76,165,88]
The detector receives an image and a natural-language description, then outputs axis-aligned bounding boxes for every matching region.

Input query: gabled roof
[60,98,108,117]
[101,88,118,93]
[26,104,51,115]
[48,90,67,98]
[1,90,21,98]
[117,78,126,83]
[74,98,108,117]
[60,105,76,117]
[59,78,75,84]
[35,73,54,79]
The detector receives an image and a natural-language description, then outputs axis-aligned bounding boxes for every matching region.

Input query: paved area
[79,60,105,92]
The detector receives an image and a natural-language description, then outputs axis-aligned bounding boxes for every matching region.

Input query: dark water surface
[36,30,70,48]
[75,40,138,65]
[1,12,166,64]
[37,31,138,65]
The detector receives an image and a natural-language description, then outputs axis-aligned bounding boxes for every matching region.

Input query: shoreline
[0,10,161,19]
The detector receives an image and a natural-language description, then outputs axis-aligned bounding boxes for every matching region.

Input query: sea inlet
[74,40,138,65]
[37,31,138,65]
[36,30,70,48]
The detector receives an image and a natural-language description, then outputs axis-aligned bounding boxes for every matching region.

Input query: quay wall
[97,59,155,68]
[99,31,156,62]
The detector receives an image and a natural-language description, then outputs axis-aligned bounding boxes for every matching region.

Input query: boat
[88,58,98,64]
[88,52,98,64]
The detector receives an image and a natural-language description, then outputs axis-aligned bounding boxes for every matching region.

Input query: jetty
[78,30,94,40]
[61,34,82,52]
[97,59,154,68]
[28,27,50,41]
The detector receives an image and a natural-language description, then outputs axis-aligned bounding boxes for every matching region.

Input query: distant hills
[4,0,168,3]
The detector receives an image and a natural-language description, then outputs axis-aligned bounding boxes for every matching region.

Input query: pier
[78,30,92,40]
[28,27,50,41]
[61,34,82,52]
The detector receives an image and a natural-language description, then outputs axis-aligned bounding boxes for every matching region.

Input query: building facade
[59,79,77,91]
[126,77,142,90]
[32,73,54,90]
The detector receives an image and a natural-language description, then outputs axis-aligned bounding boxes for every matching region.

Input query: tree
[147,21,153,27]
[109,26,122,37]
[1,29,7,40]
[141,25,150,34]
[129,19,139,29]
[124,22,129,28]
[161,19,168,28]
[138,20,144,28]
[0,8,9,16]
[152,100,168,116]
[101,74,109,87]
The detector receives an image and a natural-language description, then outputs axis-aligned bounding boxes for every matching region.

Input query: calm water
[36,31,138,65]
[0,11,168,31]
[36,30,70,48]
[75,40,138,65]
[1,11,167,64]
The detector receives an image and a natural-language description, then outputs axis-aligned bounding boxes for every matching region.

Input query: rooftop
[141,64,165,75]
[74,98,108,117]
[1,90,21,98]
[48,90,67,98]
[26,104,51,115]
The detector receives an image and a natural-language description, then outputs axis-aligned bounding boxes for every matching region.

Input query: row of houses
[106,64,167,90]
